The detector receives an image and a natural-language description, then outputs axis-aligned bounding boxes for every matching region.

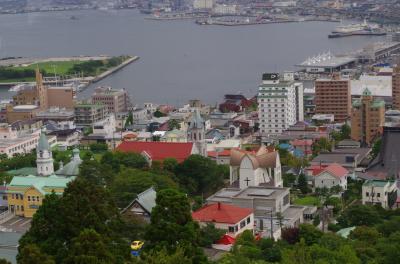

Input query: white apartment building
[0,125,56,158]
[258,73,303,135]
[362,180,397,209]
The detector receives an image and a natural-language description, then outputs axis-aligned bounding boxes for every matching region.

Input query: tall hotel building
[258,73,303,135]
[315,74,351,122]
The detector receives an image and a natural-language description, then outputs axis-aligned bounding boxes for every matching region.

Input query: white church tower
[188,109,207,156]
[36,128,54,176]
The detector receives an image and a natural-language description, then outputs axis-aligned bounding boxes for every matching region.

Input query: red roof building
[313,163,349,190]
[116,141,197,163]
[192,202,254,237]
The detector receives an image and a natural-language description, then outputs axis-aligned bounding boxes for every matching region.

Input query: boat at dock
[329,19,386,38]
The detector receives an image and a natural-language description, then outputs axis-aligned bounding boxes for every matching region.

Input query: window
[37,196,39,202]
[247,217,251,224]
[12,194,14,199]
[235,225,238,232]
[21,206,24,212]
[32,196,35,202]
[240,220,246,228]
[228,226,235,233]
[377,193,380,198]
[366,192,369,197]
[28,196,31,201]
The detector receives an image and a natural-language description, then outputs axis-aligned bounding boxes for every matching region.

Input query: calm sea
[0,9,384,105]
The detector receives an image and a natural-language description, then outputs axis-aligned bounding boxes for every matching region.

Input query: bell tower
[36,128,54,176]
[187,109,206,156]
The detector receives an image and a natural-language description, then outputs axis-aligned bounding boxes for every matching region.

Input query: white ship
[332,19,378,34]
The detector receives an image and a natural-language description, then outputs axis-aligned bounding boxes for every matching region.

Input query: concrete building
[74,103,108,127]
[315,75,351,122]
[207,186,311,239]
[0,124,40,157]
[351,88,385,146]
[91,86,130,113]
[362,180,397,209]
[393,65,400,110]
[36,107,75,122]
[258,73,303,135]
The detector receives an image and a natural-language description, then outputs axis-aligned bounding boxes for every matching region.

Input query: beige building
[11,69,74,110]
[393,65,400,110]
[315,75,351,122]
[351,88,385,146]
[47,87,74,109]
[74,103,108,127]
[6,104,39,123]
[91,87,129,113]
[362,180,397,209]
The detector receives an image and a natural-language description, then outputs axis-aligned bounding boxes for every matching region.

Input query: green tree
[17,244,55,264]
[125,111,134,128]
[153,110,166,118]
[19,178,130,263]
[144,189,206,263]
[175,155,224,195]
[340,124,351,139]
[89,142,108,152]
[163,158,178,173]
[109,168,177,208]
[79,159,115,186]
[139,246,192,264]
[312,137,332,156]
[299,224,323,246]
[198,223,225,247]
[281,239,311,264]
[167,119,181,130]
[63,229,115,264]
[337,205,381,228]
[371,138,382,159]
[297,174,309,194]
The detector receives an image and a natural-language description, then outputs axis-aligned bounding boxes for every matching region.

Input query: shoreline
[0,56,140,89]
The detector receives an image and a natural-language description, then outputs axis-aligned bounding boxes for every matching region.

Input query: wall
[47,88,74,109]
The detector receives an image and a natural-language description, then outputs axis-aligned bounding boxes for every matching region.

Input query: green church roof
[8,175,75,195]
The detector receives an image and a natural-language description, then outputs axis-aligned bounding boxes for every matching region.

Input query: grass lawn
[19,60,83,75]
[0,56,130,83]
[294,196,321,207]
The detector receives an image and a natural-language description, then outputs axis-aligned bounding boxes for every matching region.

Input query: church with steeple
[36,128,54,176]
[187,109,207,156]
[6,128,80,217]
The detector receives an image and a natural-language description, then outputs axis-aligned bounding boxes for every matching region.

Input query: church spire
[188,109,207,156]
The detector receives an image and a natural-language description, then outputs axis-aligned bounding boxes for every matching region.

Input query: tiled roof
[316,163,348,179]
[116,141,194,163]
[230,145,278,169]
[192,203,253,224]
[208,149,231,158]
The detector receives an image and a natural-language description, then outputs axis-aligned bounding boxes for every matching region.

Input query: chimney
[217,202,221,210]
